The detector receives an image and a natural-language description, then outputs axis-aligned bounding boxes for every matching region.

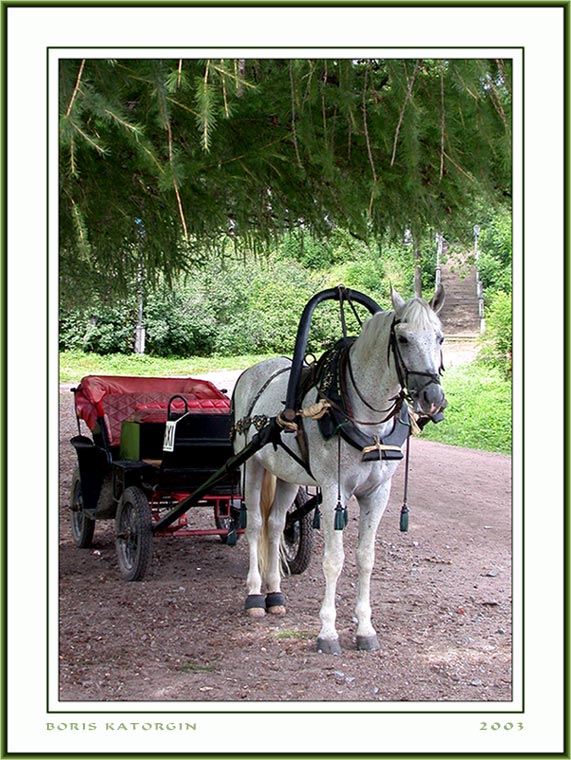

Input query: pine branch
[65,59,85,118]
[391,60,420,166]
[289,61,303,168]
[443,150,475,182]
[154,68,189,240]
[195,61,218,152]
[362,65,378,184]
[69,120,107,155]
[220,59,230,118]
[210,61,255,93]
[103,108,143,139]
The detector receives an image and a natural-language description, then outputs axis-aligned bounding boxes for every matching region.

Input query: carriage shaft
[151,417,281,532]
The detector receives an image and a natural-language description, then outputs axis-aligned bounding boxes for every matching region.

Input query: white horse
[232,286,446,654]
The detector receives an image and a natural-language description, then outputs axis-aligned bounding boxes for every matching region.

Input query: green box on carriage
[119,421,141,460]
[119,420,166,461]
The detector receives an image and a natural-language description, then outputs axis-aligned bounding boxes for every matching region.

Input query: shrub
[477,206,512,296]
[59,302,136,354]
[145,285,218,357]
[478,290,512,377]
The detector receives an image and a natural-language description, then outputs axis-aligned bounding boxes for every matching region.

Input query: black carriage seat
[158,411,238,494]
[119,399,230,463]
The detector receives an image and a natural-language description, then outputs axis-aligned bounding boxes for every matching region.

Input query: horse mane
[356,309,393,358]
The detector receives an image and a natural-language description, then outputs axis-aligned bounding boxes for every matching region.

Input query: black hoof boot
[265,592,286,615]
[245,594,266,617]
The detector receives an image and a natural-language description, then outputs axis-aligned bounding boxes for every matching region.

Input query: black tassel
[334,501,348,531]
[312,506,321,530]
[238,501,247,529]
[226,517,238,545]
[399,504,409,533]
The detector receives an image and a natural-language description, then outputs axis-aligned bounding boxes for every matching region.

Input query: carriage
[69,373,314,581]
[69,285,447,652]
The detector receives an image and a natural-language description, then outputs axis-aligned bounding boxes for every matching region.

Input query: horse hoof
[245,594,266,618]
[356,634,380,651]
[265,592,286,615]
[316,637,342,655]
[247,607,266,618]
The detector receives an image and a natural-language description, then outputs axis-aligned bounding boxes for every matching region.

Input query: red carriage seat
[73,375,231,446]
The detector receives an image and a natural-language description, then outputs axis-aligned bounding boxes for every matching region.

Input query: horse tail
[258,469,277,578]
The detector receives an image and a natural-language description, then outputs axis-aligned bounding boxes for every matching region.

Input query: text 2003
[480,722,523,731]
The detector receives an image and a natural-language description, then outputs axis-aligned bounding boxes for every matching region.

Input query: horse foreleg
[317,489,346,654]
[243,459,267,618]
[354,480,392,651]
[264,480,299,616]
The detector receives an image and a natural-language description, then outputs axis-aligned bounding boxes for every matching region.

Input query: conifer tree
[59,58,511,297]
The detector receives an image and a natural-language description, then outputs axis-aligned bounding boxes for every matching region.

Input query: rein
[345,345,403,422]
[334,288,403,426]
[340,343,403,426]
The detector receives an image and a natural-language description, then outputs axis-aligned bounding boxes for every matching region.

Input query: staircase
[437,243,483,339]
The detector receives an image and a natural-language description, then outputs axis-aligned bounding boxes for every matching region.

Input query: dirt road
[58,350,512,703]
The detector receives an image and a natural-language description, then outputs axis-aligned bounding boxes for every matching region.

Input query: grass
[421,364,511,455]
[273,629,314,640]
[60,351,512,455]
[59,350,274,384]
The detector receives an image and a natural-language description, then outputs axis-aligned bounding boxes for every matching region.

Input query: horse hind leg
[243,459,268,618]
[263,479,300,616]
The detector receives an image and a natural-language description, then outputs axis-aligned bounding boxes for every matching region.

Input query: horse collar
[311,340,408,462]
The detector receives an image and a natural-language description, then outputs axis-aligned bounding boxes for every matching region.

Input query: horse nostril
[421,384,445,410]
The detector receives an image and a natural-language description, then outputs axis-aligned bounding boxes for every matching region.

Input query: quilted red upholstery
[128,399,230,427]
[74,375,231,446]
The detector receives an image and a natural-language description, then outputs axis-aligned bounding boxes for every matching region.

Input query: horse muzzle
[412,380,447,418]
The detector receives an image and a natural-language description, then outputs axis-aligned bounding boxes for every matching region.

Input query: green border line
[564,3,570,759]
[1,1,7,758]
[47,47,521,718]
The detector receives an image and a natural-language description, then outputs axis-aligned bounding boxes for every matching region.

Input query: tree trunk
[134,263,146,354]
[413,235,422,298]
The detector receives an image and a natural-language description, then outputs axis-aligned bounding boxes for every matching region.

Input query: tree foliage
[59,57,511,298]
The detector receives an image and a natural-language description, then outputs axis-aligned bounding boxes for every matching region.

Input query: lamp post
[473,224,481,260]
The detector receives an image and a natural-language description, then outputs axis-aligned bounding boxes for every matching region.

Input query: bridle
[388,317,445,408]
[343,316,444,421]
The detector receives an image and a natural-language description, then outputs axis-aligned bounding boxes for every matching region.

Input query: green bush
[145,286,218,357]
[477,206,512,296]
[59,302,136,354]
[478,290,512,377]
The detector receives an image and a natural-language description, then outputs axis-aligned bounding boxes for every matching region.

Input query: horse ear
[391,286,406,315]
[429,283,445,314]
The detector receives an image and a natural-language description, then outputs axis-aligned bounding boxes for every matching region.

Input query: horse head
[390,285,447,418]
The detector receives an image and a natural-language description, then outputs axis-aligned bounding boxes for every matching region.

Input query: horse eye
[398,336,408,345]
